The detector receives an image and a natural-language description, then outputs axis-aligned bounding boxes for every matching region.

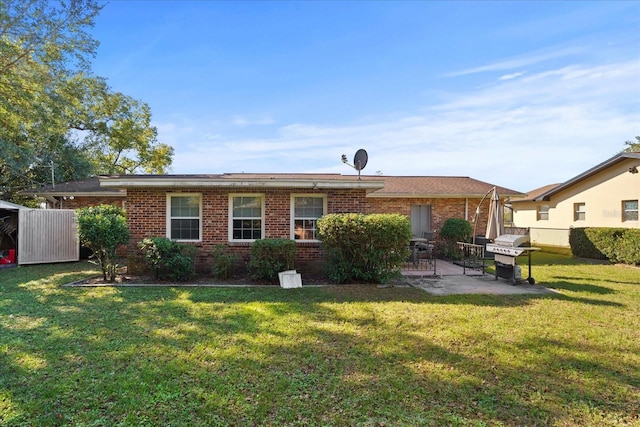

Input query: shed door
[17,209,79,265]
[410,204,432,237]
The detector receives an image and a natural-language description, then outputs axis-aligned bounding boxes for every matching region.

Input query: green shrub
[248,239,296,283]
[568,228,607,259]
[570,227,640,265]
[138,237,196,281]
[211,244,237,280]
[438,218,472,260]
[76,205,130,282]
[316,213,412,284]
[440,218,472,242]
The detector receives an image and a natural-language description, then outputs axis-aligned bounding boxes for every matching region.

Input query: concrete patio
[401,259,555,296]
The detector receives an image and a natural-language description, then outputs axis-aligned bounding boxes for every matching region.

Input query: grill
[486,234,539,284]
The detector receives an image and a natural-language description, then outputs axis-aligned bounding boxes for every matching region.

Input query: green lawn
[1,254,639,426]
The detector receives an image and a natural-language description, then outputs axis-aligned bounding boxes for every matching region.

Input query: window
[623,200,638,221]
[574,202,586,221]
[230,195,264,241]
[292,195,326,240]
[537,204,550,221]
[167,194,201,241]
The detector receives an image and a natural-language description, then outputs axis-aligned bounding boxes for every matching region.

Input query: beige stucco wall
[512,157,640,247]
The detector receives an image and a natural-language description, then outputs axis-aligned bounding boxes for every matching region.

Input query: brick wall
[365,197,490,233]
[125,187,494,274]
[126,187,369,273]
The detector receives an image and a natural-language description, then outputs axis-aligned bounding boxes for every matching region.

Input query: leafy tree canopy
[0,0,173,202]
[624,136,640,153]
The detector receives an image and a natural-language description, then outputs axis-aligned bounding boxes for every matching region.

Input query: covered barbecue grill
[485,234,540,285]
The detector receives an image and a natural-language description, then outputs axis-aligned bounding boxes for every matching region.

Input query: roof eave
[533,152,640,202]
[99,177,385,190]
[368,192,523,199]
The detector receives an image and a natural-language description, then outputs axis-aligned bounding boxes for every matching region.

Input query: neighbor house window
[292,195,326,240]
[574,202,586,221]
[537,204,550,221]
[230,194,264,241]
[167,193,201,241]
[623,200,638,222]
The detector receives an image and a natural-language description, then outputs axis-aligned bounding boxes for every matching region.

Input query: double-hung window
[292,195,326,240]
[167,193,201,241]
[574,202,586,221]
[537,205,549,221]
[230,195,264,241]
[623,200,638,222]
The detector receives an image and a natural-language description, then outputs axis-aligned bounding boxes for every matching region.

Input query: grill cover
[493,234,530,247]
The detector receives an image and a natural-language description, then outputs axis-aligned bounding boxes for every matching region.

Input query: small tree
[76,204,130,282]
[439,218,472,260]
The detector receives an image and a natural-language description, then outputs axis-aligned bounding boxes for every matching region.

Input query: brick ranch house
[91,173,521,273]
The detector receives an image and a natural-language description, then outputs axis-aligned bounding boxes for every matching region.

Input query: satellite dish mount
[341,149,368,180]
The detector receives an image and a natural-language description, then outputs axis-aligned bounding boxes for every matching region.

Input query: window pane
[233,197,261,218]
[293,197,324,240]
[171,196,199,217]
[623,200,638,221]
[295,197,323,217]
[232,217,262,240]
[171,219,199,240]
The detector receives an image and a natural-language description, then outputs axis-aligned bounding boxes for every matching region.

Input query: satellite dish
[354,149,368,171]
[341,148,369,179]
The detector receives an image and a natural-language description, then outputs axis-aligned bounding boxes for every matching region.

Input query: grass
[1,254,639,426]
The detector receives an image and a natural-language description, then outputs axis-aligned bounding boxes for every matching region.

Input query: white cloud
[167,58,639,192]
[499,72,525,81]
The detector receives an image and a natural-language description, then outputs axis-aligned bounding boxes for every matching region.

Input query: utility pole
[50,160,55,189]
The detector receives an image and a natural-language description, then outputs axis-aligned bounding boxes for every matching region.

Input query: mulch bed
[67,272,329,287]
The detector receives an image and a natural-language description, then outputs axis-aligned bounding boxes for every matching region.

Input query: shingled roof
[508,183,560,203]
[365,176,522,198]
[25,173,523,199]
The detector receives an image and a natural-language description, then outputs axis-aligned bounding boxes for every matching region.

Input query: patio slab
[401,259,555,295]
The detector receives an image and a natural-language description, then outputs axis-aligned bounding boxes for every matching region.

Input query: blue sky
[91,1,640,192]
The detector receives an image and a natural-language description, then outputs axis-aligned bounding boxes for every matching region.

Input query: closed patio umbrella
[485,188,504,241]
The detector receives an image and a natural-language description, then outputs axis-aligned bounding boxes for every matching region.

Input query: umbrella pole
[472,187,496,244]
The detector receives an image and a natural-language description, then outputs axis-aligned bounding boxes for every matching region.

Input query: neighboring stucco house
[94,173,520,272]
[510,152,640,248]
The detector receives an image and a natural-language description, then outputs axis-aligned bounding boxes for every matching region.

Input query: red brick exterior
[366,197,490,234]
[126,187,371,273]
[125,187,493,274]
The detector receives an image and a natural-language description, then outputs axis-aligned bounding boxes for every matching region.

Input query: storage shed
[0,200,79,265]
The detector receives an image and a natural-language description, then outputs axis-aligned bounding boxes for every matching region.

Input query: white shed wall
[18,209,79,265]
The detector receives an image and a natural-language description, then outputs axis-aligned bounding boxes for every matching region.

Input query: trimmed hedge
[249,239,296,283]
[569,227,640,265]
[316,213,412,284]
[138,237,197,282]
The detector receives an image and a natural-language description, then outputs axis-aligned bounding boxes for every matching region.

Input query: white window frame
[229,194,265,242]
[291,194,327,241]
[537,204,549,221]
[574,202,586,221]
[622,200,638,222]
[166,193,202,242]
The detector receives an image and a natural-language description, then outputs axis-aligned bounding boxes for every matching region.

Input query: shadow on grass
[544,279,617,295]
[2,269,639,426]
